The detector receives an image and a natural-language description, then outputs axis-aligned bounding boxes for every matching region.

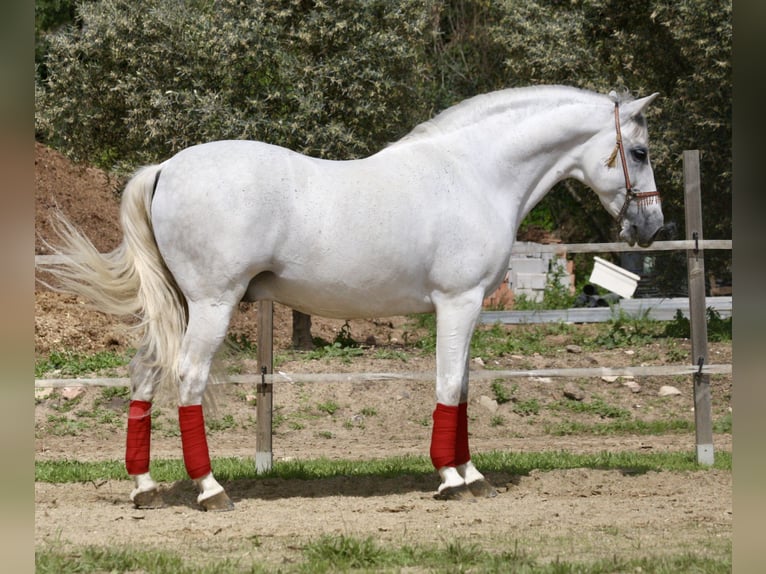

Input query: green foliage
[35,349,130,377]
[35,449,732,483]
[591,310,662,349]
[36,0,432,169]
[490,380,515,404]
[303,535,384,571]
[555,396,631,420]
[332,321,357,348]
[35,0,732,280]
[306,342,364,363]
[316,400,340,416]
[513,398,541,417]
[36,540,731,574]
[664,308,732,342]
[512,260,576,310]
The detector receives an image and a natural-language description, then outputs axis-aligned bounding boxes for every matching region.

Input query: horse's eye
[631,148,648,163]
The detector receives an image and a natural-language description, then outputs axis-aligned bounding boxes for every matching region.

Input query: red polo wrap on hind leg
[455,402,470,466]
[430,403,459,469]
[125,400,152,475]
[178,405,211,479]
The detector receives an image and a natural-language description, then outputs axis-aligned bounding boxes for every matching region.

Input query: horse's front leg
[431,290,497,500]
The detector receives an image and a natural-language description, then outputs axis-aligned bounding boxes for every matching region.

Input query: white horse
[44,85,664,510]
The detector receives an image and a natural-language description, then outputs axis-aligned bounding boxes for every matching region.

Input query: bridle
[612,101,661,224]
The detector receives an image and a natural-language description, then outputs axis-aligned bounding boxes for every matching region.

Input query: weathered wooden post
[683,150,714,465]
[256,300,274,473]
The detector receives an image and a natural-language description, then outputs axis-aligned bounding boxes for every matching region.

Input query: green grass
[35,449,731,484]
[35,349,132,378]
[547,418,696,436]
[35,536,731,574]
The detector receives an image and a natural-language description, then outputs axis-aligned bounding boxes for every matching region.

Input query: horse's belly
[246,271,435,319]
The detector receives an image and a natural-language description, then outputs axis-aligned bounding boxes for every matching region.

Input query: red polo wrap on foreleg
[178,405,211,479]
[125,400,152,475]
[430,403,459,469]
[455,402,470,466]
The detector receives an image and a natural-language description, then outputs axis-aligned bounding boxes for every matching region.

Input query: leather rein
[613,101,660,224]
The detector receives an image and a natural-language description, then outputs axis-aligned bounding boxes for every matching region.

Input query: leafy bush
[36,0,433,169]
[664,308,732,342]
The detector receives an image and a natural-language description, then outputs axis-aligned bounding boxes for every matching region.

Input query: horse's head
[579,92,664,247]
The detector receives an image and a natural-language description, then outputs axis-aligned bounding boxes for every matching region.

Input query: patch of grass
[490,379,515,404]
[547,418,695,436]
[35,449,732,484]
[713,412,732,433]
[588,310,662,349]
[35,544,265,574]
[37,535,731,573]
[98,386,130,401]
[303,534,384,571]
[44,414,90,436]
[360,406,377,416]
[206,414,236,432]
[490,414,505,427]
[373,349,409,361]
[316,400,340,415]
[512,398,541,416]
[553,396,631,419]
[306,342,364,363]
[35,349,131,378]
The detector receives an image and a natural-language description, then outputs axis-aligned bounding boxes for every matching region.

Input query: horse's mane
[393,85,636,146]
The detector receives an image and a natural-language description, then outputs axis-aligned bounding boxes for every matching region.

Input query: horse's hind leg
[126,349,165,509]
[176,298,239,511]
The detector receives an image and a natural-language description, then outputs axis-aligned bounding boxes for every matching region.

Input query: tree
[36,0,731,294]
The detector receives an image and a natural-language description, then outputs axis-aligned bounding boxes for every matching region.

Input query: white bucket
[589,256,640,299]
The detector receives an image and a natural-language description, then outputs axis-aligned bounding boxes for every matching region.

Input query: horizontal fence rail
[480,296,732,324]
[34,363,732,388]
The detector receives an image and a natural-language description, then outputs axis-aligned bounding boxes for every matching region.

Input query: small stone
[565,344,582,354]
[601,376,619,383]
[623,380,641,393]
[396,391,411,401]
[61,386,86,400]
[478,395,498,413]
[563,382,586,401]
[472,357,485,368]
[658,385,682,397]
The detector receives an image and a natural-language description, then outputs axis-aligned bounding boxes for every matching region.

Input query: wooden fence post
[683,150,714,466]
[256,300,274,473]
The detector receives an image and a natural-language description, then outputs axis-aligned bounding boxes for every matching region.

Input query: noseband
[613,101,660,224]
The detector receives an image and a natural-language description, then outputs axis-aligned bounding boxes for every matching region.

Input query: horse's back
[149,139,511,316]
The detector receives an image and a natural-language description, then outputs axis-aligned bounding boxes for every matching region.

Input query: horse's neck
[462,101,603,218]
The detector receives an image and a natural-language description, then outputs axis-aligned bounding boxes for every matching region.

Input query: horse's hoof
[467,479,498,498]
[132,489,166,509]
[200,491,235,512]
[434,483,474,501]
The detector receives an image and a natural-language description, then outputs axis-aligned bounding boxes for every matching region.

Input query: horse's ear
[624,93,660,118]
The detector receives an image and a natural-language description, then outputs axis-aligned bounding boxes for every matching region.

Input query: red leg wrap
[125,400,151,476]
[430,403,459,469]
[455,402,470,466]
[178,405,211,480]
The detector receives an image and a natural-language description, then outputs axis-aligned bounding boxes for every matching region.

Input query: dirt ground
[34,144,732,568]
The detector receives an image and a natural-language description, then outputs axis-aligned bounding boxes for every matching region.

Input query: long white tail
[42,164,186,388]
